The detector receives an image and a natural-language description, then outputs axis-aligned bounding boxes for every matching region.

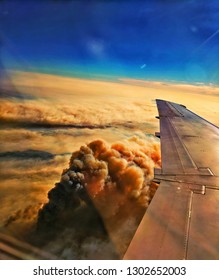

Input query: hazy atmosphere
[0,0,218,259]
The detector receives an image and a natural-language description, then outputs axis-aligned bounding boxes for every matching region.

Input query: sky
[0,0,219,84]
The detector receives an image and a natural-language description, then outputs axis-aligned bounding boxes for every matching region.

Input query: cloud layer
[1,71,218,259]
[1,71,218,129]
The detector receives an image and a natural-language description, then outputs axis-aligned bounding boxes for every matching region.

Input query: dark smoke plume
[36,137,161,259]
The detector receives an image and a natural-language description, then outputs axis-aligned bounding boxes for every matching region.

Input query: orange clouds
[1,70,218,259]
[2,71,218,130]
[0,98,156,132]
[38,136,161,257]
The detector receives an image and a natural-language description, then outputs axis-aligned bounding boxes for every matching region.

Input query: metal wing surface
[124,99,219,259]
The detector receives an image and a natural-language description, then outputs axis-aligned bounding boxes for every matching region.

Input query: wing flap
[188,188,219,259]
[124,181,191,260]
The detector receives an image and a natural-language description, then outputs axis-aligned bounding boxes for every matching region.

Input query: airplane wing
[124,99,219,259]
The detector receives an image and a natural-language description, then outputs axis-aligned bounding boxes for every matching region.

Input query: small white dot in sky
[140,64,146,69]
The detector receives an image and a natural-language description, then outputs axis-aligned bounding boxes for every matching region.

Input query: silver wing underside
[124,99,219,260]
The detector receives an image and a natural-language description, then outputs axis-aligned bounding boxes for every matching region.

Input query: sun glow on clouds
[0,71,218,258]
[1,71,219,130]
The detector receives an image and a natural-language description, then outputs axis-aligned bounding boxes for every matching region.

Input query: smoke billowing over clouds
[36,136,161,259]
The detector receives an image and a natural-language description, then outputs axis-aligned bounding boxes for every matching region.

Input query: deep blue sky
[0,0,218,84]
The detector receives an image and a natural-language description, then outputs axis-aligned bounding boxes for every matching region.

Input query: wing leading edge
[124,99,219,259]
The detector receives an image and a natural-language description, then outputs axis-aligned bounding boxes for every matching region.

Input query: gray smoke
[35,137,160,259]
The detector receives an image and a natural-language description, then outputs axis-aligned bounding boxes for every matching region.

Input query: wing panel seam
[183,191,193,260]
